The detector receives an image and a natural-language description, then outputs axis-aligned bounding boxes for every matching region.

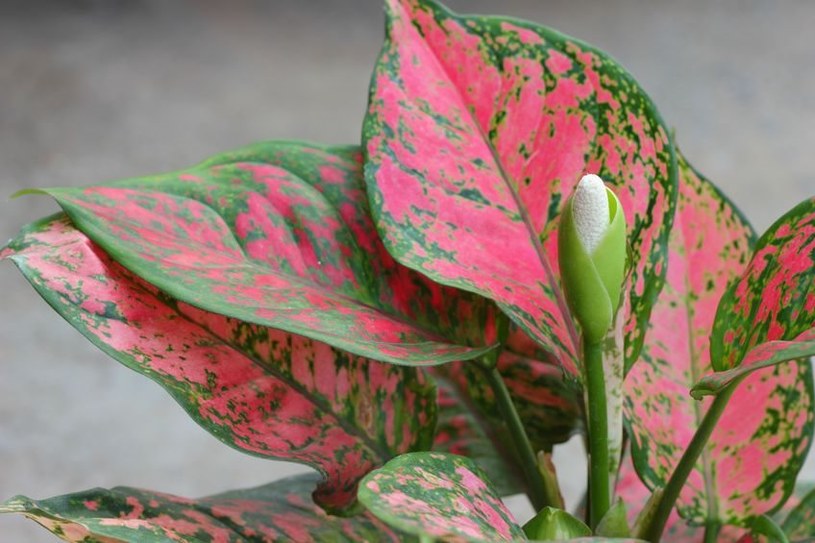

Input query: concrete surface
[1,1,813,540]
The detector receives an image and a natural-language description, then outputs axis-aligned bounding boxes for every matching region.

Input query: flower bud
[558,174,627,345]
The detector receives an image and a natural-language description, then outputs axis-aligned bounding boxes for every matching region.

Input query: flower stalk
[558,174,627,529]
[585,338,611,528]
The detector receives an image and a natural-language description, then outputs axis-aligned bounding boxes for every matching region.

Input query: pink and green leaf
[439,326,581,451]
[614,448,703,542]
[781,486,815,540]
[357,452,525,542]
[773,482,815,523]
[3,141,585,510]
[624,155,814,526]
[363,0,677,377]
[691,335,815,398]
[710,197,815,371]
[543,540,647,543]
[0,473,407,542]
[1,215,436,511]
[696,195,815,400]
[432,377,525,497]
[15,141,497,367]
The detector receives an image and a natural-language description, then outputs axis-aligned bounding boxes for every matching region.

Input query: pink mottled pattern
[616,448,746,541]
[438,324,580,450]
[716,199,815,369]
[360,452,524,542]
[694,332,815,395]
[48,186,486,365]
[432,383,472,453]
[616,449,700,541]
[366,0,675,376]
[370,0,578,372]
[6,217,434,510]
[209,148,494,350]
[2,475,402,542]
[624,158,813,525]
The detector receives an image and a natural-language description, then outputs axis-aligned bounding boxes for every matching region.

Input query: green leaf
[358,452,526,542]
[774,481,815,526]
[748,515,790,543]
[0,473,409,542]
[690,339,815,398]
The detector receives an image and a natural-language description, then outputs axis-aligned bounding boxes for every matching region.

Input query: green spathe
[523,507,591,540]
[596,500,631,537]
[558,179,627,345]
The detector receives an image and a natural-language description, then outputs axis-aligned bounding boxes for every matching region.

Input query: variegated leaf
[774,482,815,523]
[358,452,525,542]
[432,376,524,497]
[6,141,590,510]
[0,473,408,542]
[710,197,815,371]
[541,540,647,543]
[694,196,815,395]
[16,141,496,367]
[616,446,746,542]
[782,486,815,540]
[614,447,702,542]
[363,0,677,377]
[624,156,814,526]
[691,337,815,398]
[440,324,581,452]
[1,215,435,511]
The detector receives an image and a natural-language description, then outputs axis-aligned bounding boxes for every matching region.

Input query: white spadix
[558,174,627,345]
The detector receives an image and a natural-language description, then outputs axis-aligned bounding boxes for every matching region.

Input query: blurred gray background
[1,0,814,540]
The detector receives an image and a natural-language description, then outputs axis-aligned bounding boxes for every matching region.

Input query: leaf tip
[0,496,31,514]
[9,188,48,200]
[688,386,708,401]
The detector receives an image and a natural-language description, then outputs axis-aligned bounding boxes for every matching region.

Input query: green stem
[703,520,720,543]
[640,380,740,543]
[585,339,610,529]
[481,364,550,511]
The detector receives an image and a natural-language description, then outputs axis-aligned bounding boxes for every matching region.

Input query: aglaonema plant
[1,0,814,541]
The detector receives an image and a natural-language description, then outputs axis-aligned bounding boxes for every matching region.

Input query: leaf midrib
[676,193,722,527]
[390,1,580,356]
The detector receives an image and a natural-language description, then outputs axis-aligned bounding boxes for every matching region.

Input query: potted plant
[1,1,813,541]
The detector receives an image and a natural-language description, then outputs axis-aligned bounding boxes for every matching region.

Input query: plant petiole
[584,339,611,529]
[479,362,551,511]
